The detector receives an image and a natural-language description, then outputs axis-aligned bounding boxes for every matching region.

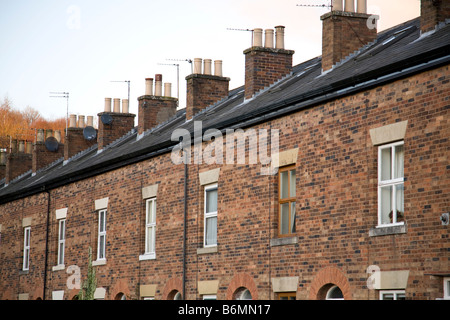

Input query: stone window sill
[369,224,407,237]
[197,246,218,255]
[270,236,298,247]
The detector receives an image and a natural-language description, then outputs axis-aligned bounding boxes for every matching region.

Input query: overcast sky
[0,0,420,126]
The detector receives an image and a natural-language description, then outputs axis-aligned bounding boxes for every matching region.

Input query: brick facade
[0,2,449,301]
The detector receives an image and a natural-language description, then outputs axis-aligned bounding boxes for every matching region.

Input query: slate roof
[1,17,449,203]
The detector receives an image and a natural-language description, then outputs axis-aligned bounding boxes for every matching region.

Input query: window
[57,219,66,266]
[443,278,450,300]
[278,292,296,300]
[234,288,252,300]
[203,295,217,300]
[23,227,31,271]
[204,184,218,247]
[145,198,156,257]
[97,209,107,260]
[279,166,296,237]
[326,285,344,300]
[378,141,404,226]
[380,290,406,300]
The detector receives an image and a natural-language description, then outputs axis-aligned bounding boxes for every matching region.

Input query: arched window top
[234,287,252,300]
[326,285,344,300]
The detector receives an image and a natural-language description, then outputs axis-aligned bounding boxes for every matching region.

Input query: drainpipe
[43,189,51,300]
[182,160,188,299]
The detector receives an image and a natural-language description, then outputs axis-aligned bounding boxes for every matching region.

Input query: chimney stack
[321,0,377,72]
[244,26,294,100]
[420,0,450,34]
[137,74,178,135]
[97,98,136,150]
[185,59,230,120]
[32,130,64,174]
[64,114,97,160]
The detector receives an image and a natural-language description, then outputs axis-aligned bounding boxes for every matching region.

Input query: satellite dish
[101,114,113,125]
[83,126,97,141]
[45,136,59,152]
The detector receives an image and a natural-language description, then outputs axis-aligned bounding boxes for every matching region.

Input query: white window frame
[379,290,406,300]
[23,227,31,271]
[57,219,66,266]
[204,183,218,248]
[443,277,450,300]
[377,141,405,227]
[144,198,156,259]
[97,209,107,261]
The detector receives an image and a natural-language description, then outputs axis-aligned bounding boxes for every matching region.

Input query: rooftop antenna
[110,80,131,108]
[49,91,69,137]
[296,1,332,9]
[226,28,254,46]
[167,58,193,74]
[158,62,180,101]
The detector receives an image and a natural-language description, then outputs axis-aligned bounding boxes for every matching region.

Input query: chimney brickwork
[97,112,135,150]
[5,152,32,184]
[244,26,294,100]
[420,0,450,33]
[321,10,377,72]
[32,140,64,174]
[64,114,97,160]
[137,75,178,134]
[186,73,230,120]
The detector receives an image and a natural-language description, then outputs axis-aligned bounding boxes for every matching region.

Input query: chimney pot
[37,129,45,142]
[45,129,53,139]
[204,59,212,75]
[113,98,121,112]
[104,98,112,112]
[145,78,154,96]
[194,58,202,74]
[18,140,25,153]
[214,60,223,77]
[78,115,85,128]
[87,116,94,127]
[54,130,61,143]
[275,26,285,49]
[253,28,263,46]
[155,74,163,96]
[164,83,172,97]
[69,114,77,128]
[344,0,355,12]
[332,0,343,11]
[264,29,274,48]
[122,99,129,113]
[357,0,366,13]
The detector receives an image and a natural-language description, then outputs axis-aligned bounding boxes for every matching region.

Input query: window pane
[205,216,217,245]
[99,211,106,232]
[397,293,406,300]
[206,189,218,213]
[59,243,64,265]
[280,203,289,234]
[147,200,155,224]
[60,220,65,240]
[381,147,392,181]
[395,184,404,222]
[280,171,288,199]
[289,170,296,197]
[382,293,394,300]
[99,235,105,259]
[290,202,296,233]
[394,144,404,179]
[146,226,154,253]
[380,185,392,224]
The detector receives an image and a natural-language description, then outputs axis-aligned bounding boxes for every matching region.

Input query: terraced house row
[0,0,449,300]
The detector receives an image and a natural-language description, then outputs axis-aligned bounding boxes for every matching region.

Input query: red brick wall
[97,112,135,150]
[64,128,97,160]
[420,0,450,33]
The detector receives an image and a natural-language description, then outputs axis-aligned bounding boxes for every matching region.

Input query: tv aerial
[49,91,69,137]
